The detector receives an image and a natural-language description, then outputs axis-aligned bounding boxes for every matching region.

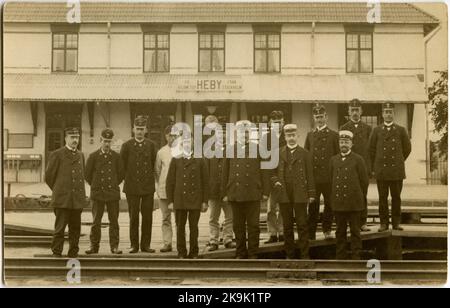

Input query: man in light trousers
[155,125,179,253]
[205,115,235,251]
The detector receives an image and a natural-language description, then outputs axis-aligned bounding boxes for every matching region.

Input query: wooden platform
[201,225,447,259]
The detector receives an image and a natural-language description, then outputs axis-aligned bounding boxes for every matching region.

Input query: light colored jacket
[155,144,173,199]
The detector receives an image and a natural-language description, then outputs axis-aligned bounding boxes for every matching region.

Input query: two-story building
[2,2,439,184]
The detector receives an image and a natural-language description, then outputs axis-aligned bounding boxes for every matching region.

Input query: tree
[428,70,448,159]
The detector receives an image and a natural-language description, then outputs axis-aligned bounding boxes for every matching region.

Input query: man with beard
[340,99,372,232]
[45,127,86,258]
[330,131,369,260]
[272,124,315,259]
[222,120,271,259]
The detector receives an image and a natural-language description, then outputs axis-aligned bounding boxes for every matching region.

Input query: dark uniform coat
[166,157,209,210]
[340,121,372,174]
[45,146,86,209]
[206,155,225,201]
[304,127,340,184]
[330,152,369,212]
[85,149,125,202]
[369,123,412,180]
[271,145,316,204]
[120,138,157,195]
[221,142,271,202]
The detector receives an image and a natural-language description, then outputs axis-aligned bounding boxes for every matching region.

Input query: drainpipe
[311,21,316,75]
[424,24,441,183]
[107,21,111,74]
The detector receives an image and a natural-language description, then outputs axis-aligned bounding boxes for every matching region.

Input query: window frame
[51,32,79,73]
[7,133,34,149]
[198,31,225,73]
[345,32,374,74]
[253,32,281,74]
[143,31,170,73]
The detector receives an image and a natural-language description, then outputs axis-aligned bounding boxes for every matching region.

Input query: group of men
[45,98,411,260]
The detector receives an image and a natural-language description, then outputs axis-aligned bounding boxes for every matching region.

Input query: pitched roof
[3,73,428,104]
[3,1,439,27]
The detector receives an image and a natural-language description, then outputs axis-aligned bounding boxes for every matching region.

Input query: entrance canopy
[4,73,427,104]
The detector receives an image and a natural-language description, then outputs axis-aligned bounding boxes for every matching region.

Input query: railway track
[4,257,447,282]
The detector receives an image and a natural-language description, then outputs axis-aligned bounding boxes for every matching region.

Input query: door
[45,103,82,165]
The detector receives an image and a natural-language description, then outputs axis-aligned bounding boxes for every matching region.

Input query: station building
[2,2,439,184]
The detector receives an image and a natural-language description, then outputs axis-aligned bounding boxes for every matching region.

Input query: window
[144,33,170,72]
[52,33,78,72]
[346,33,373,73]
[8,134,34,149]
[254,33,280,73]
[199,33,225,72]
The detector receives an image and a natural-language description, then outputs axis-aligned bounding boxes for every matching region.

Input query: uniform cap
[64,127,80,137]
[339,130,354,140]
[312,104,326,115]
[270,110,284,121]
[134,115,148,127]
[349,98,362,108]
[382,102,395,110]
[283,124,298,134]
[101,128,114,140]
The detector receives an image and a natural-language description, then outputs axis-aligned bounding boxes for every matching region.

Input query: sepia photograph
[0,0,448,291]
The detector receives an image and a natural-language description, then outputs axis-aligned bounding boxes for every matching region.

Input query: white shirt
[316,125,328,132]
[65,145,77,152]
[155,145,173,199]
[351,120,361,128]
[287,144,298,153]
[341,150,352,160]
[384,122,394,130]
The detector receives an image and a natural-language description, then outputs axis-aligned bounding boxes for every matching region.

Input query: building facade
[2,2,439,184]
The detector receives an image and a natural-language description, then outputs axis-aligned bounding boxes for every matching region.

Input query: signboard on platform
[177,78,243,92]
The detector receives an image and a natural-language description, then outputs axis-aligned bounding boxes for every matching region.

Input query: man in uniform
[272,124,315,259]
[45,127,86,258]
[222,120,271,259]
[369,103,411,232]
[205,115,235,252]
[155,125,179,253]
[261,110,285,244]
[85,128,124,255]
[120,115,158,253]
[340,98,372,232]
[166,135,209,259]
[330,131,369,260]
[305,104,339,240]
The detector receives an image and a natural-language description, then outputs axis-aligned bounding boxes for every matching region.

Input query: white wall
[170,24,198,74]
[226,24,253,75]
[3,22,428,75]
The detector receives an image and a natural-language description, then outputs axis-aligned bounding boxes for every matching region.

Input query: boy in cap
[369,103,411,232]
[45,127,86,258]
[155,125,179,253]
[260,110,285,244]
[304,104,339,240]
[85,128,124,255]
[330,130,369,260]
[340,98,372,232]
[166,134,209,259]
[272,124,315,259]
[120,115,158,253]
